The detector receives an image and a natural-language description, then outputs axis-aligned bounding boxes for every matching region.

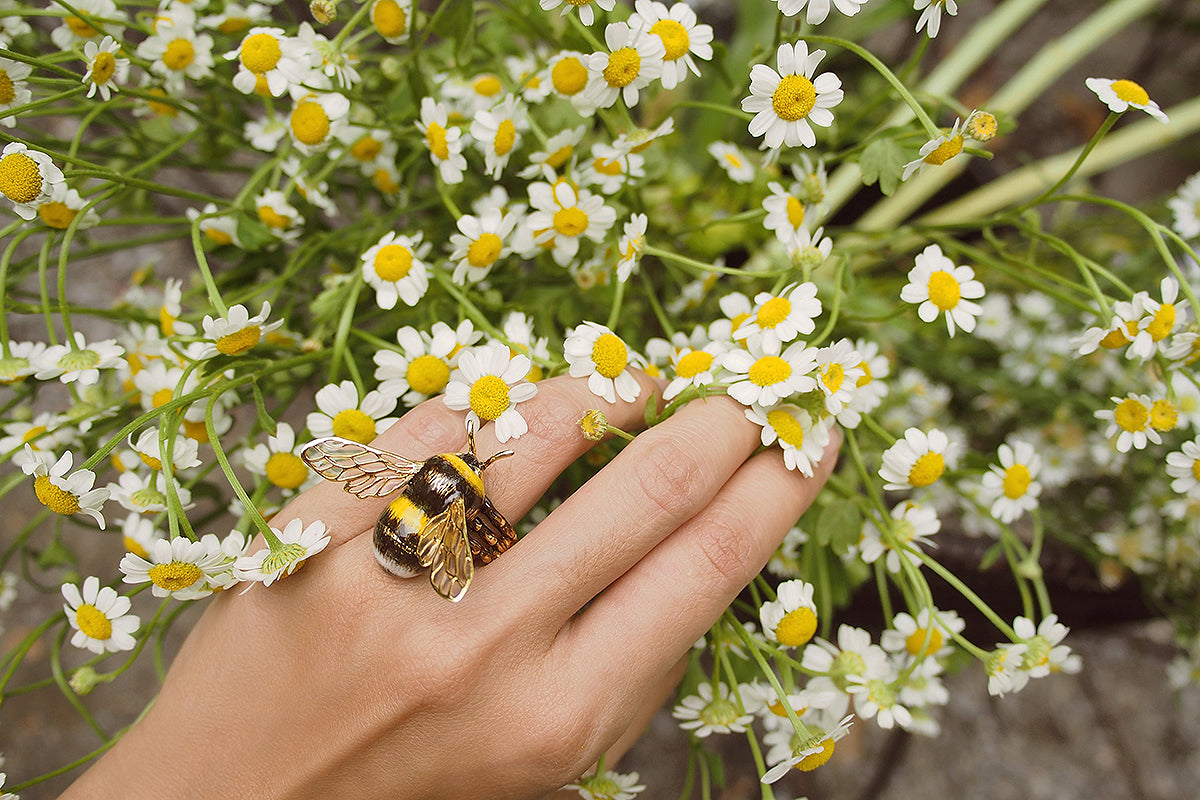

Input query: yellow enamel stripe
[442,454,484,495]
[385,495,427,528]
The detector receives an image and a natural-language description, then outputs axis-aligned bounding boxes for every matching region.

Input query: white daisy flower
[760,712,854,784]
[242,422,311,491]
[129,427,202,471]
[860,501,940,573]
[672,682,753,737]
[708,140,756,184]
[136,20,215,91]
[50,0,123,50]
[1128,277,1184,359]
[784,224,834,271]
[630,0,714,90]
[199,301,281,358]
[1168,171,1200,240]
[33,331,124,386]
[1085,77,1169,123]
[762,180,810,242]
[582,22,666,109]
[742,41,843,150]
[615,212,648,282]
[546,49,591,102]
[1095,393,1160,452]
[35,183,101,231]
[879,427,951,490]
[187,202,241,248]
[360,231,431,309]
[62,576,139,654]
[980,439,1043,523]
[470,96,527,179]
[881,607,964,661]
[759,579,819,647]
[902,118,968,180]
[772,0,866,25]
[1,412,73,465]
[0,142,66,220]
[449,206,516,284]
[245,116,289,151]
[109,469,193,515]
[294,21,362,89]
[501,311,551,382]
[120,535,228,600]
[914,0,957,38]
[118,513,163,560]
[370,0,412,44]
[0,57,32,127]
[564,768,645,800]
[721,340,818,408]
[306,380,399,444]
[527,180,616,267]
[199,2,272,34]
[802,625,890,718]
[580,143,645,195]
[564,322,645,404]
[745,403,832,477]
[288,91,351,153]
[22,446,109,528]
[0,339,47,383]
[539,0,616,28]
[1166,438,1200,495]
[227,26,308,96]
[236,518,331,587]
[663,341,725,401]
[813,338,864,416]
[735,282,822,355]
[521,124,587,181]
[416,96,468,184]
[374,321,479,405]
[443,342,538,443]
[254,189,303,241]
[1012,614,1081,681]
[900,243,985,336]
[985,642,1029,696]
[847,672,912,730]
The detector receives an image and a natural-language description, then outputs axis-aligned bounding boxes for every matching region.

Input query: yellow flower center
[1113,397,1148,432]
[0,152,43,204]
[1147,303,1175,341]
[240,33,282,74]
[371,0,408,38]
[775,606,817,647]
[257,204,291,230]
[39,201,78,229]
[151,387,174,408]
[216,325,262,355]
[785,195,805,228]
[772,74,817,121]
[905,626,945,657]
[592,156,623,176]
[756,297,792,329]
[219,17,251,34]
[1002,463,1031,499]
[373,243,413,281]
[331,408,377,443]
[148,561,204,592]
[855,360,873,388]
[75,604,112,640]
[1192,460,1200,484]
[89,51,118,85]
[203,223,233,245]
[927,270,961,311]
[553,206,589,237]
[124,535,150,559]
[291,100,331,146]
[0,69,14,105]
[966,112,997,141]
[467,232,503,268]
[140,452,163,470]
[473,74,502,97]
[34,474,81,515]
[591,333,628,379]
[162,38,196,71]
[675,350,713,379]
[908,452,945,487]
[493,119,517,156]
[603,47,641,89]
[796,737,835,772]
[469,374,511,421]
[21,425,47,445]
[545,143,574,169]
[351,135,383,162]
[649,19,690,61]
[66,16,100,37]
[767,408,806,448]
[183,418,209,442]
[395,356,446,397]
[748,355,792,387]
[425,121,449,160]
[551,57,588,96]
[145,88,178,117]
[1111,79,1149,106]
[1151,399,1178,432]
[1098,322,1136,349]
[265,451,308,489]
[822,362,845,395]
[374,167,399,194]
[923,134,964,166]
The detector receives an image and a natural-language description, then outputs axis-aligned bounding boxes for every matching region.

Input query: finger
[564,436,840,687]
[496,395,762,622]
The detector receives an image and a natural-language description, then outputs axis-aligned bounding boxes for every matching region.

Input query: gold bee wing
[300,437,424,499]
[418,497,474,602]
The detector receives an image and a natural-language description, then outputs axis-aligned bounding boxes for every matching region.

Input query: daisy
[902,118,968,180]
[1,0,33,44]
[615,213,647,282]
[521,125,587,181]
[759,579,819,647]
[745,403,832,476]
[470,96,527,179]
[242,422,311,491]
[859,501,940,573]
[187,203,241,248]
[742,42,843,150]
[784,225,834,271]
[547,50,591,101]
[33,331,124,385]
[1129,277,1184,359]
[50,0,123,50]
[1085,77,1169,123]
[416,96,468,184]
[360,231,431,309]
[762,180,810,242]
[707,141,756,184]
[985,643,1029,696]
[1166,438,1200,495]
[370,0,411,44]
[200,2,272,34]
[129,427,202,471]
[226,27,306,96]
[374,321,479,405]
[199,301,281,358]
[663,341,725,401]
[306,380,399,444]
[109,469,193,515]
[847,672,912,730]
[22,447,109,528]
[564,769,645,800]
[0,142,66,220]
[0,57,31,127]
[582,22,666,109]
[613,118,676,155]
[236,518,331,587]
[0,340,46,384]
[629,0,714,90]
[914,0,957,38]
[62,576,139,654]
[443,342,538,443]
[1012,614,1081,680]
[672,682,754,737]
[879,427,951,490]
[137,20,215,91]
[1095,393,1160,452]
[294,21,362,89]
[254,189,302,241]
[579,143,645,195]
[1168,171,1200,240]
[735,282,822,355]
[446,208,514,285]
[813,338,864,416]
[721,340,818,408]
[527,180,616,266]
[564,322,645,404]
[772,0,866,25]
[881,607,964,661]
[540,0,616,27]
[289,91,351,153]
[36,184,101,231]
[900,243,985,336]
[1,412,73,465]
[980,439,1043,523]
[120,535,228,600]
[760,712,854,783]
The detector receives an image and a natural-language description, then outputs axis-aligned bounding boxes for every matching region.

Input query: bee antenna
[481,449,515,470]
[466,419,477,456]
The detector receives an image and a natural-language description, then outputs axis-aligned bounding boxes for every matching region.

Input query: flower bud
[966,110,998,142]
[310,0,337,23]
[579,409,607,441]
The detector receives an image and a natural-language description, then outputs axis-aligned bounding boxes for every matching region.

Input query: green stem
[1014,112,1119,213]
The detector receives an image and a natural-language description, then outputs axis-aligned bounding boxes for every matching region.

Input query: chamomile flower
[615,212,647,282]
[540,0,616,28]
[289,91,350,153]
[547,50,591,102]
[900,244,985,336]
[582,22,665,110]
[1168,171,1200,240]
[663,341,724,400]
[980,439,1043,523]
[1,413,73,466]
[34,183,99,231]
[33,331,124,385]
[109,469,193,515]
[745,403,832,477]
[416,96,467,184]
[374,321,479,405]
[879,427,952,490]
[187,203,241,248]
[772,0,866,25]
[129,427,201,471]
[527,180,616,266]
[62,576,139,654]
[881,607,964,661]
[847,672,912,730]
[708,141,756,184]
[580,143,644,195]
[242,422,311,491]
[0,57,31,127]
[1012,614,1081,680]
[672,682,753,737]
[742,42,843,150]
[760,579,819,647]
[22,447,109,528]
[762,180,810,242]
[914,0,957,38]
[1095,393,1160,452]
[564,322,645,404]
[1,142,66,220]
[118,514,163,560]
[200,2,272,35]
[985,643,1029,696]
[137,20,215,91]
[1,0,33,44]
[119,535,227,600]
[449,207,516,284]
[360,231,431,309]
[50,0,123,50]
[236,518,331,587]
[1085,77,1169,123]
[306,380,398,444]
[227,27,306,96]
[760,712,854,783]
[199,301,281,358]
[522,125,587,181]
[470,96,527,179]
[1166,438,1200,495]
[254,189,302,241]
[630,0,714,90]
[370,0,412,44]
[813,339,864,416]
[1129,277,1184,359]
[0,340,46,384]
[564,769,645,800]
[722,340,818,408]
[735,282,822,355]
[784,225,834,271]
[859,501,940,573]
[443,342,538,443]
[902,118,967,180]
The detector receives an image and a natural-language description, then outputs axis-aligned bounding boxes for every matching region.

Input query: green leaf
[817,499,863,557]
[860,137,906,196]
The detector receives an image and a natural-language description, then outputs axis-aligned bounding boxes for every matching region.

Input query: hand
[61,374,839,800]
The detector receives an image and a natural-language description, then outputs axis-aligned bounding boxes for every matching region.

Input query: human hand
[60,373,839,800]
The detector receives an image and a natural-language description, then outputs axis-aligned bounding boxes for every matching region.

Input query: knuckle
[395,402,463,457]
[691,505,751,584]
[520,697,602,783]
[629,435,705,520]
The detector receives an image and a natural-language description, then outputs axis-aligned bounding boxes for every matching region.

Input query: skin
[61,373,839,800]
